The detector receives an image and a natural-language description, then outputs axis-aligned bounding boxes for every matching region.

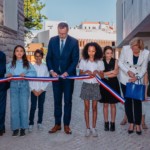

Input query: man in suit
[0,51,7,136]
[46,22,79,134]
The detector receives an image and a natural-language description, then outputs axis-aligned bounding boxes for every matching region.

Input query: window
[3,0,18,31]
[112,41,115,46]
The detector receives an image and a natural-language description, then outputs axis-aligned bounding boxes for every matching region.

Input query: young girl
[100,46,120,131]
[29,49,49,132]
[79,42,104,137]
[5,45,36,136]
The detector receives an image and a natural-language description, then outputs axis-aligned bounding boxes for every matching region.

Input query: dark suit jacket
[0,51,8,90]
[46,35,79,75]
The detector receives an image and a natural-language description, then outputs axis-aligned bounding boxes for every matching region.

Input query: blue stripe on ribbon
[95,75,125,104]
[0,75,125,104]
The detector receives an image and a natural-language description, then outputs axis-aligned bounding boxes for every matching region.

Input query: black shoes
[12,129,25,137]
[12,129,19,136]
[136,126,142,135]
[104,122,109,131]
[104,122,115,131]
[110,122,115,131]
[128,125,142,135]
[128,130,134,134]
[136,131,142,135]
[20,129,25,136]
[0,128,5,136]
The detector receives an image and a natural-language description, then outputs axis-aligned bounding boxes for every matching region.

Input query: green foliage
[24,0,47,30]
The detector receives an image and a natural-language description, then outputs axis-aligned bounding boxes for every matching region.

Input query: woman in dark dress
[100,46,120,131]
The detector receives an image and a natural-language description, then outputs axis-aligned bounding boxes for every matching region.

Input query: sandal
[120,119,127,125]
[142,123,148,129]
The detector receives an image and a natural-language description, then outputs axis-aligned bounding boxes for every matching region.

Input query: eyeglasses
[35,55,42,58]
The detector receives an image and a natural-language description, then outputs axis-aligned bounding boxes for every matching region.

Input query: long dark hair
[103,46,113,59]
[11,45,30,69]
[82,42,103,61]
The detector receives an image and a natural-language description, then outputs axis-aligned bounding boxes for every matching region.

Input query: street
[0,81,150,150]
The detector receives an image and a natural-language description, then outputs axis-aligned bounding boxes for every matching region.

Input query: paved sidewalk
[0,81,150,150]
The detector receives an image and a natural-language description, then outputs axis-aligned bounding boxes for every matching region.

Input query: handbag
[125,78,145,101]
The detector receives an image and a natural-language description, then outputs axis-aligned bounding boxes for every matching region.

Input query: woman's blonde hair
[129,37,144,50]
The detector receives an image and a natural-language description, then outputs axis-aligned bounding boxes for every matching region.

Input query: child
[99,46,120,131]
[5,45,36,136]
[29,49,49,132]
[79,42,104,137]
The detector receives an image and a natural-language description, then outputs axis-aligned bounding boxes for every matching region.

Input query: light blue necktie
[59,40,64,72]
[60,40,64,55]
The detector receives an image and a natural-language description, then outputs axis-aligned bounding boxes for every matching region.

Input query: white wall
[117,0,150,46]
[116,0,123,46]
[37,30,50,47]
[82,24,100,30]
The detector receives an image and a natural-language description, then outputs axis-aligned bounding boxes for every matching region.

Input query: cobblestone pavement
[0,81,150,150]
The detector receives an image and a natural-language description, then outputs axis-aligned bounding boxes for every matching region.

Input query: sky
[41,0,116,27]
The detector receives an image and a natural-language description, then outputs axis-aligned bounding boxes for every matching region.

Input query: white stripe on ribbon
[0,75,125,104]
[95,75,125,104]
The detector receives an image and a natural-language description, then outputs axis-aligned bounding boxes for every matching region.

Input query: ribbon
[0,75,125,104]
[0,75,91,83]
[95,75,125,104]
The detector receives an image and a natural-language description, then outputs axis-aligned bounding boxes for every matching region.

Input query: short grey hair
[58,22,69,29]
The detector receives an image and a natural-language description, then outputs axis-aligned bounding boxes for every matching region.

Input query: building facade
[117,0,150,49]
[0,0,24,62]
[28,20,116,60]
[79,22,116,33]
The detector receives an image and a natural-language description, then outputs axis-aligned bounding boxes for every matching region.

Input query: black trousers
[121,84,142,125]
[0,89,7,130]
[29,91,46,125]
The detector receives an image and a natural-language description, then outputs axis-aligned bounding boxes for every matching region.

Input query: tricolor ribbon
[0,75,126,104]
[95,75,125,104]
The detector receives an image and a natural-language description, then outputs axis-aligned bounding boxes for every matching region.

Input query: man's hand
[50,71,58,77]
[61,72,68,78]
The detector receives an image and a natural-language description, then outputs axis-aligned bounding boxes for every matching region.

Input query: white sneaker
[91,128,98,137]
[28,125,33,132]
[85,128,91,137]
[37,124,43,131]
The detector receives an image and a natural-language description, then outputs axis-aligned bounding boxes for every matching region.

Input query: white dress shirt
[59,37,67,49]
[29,63,49,91]
[79,59,104,83]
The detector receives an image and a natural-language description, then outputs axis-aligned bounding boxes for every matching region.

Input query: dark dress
[100,58,120,104]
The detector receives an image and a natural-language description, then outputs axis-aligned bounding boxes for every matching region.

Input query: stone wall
[0,0,24,62]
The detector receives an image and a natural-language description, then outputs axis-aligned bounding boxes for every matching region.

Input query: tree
[24,0,47,30]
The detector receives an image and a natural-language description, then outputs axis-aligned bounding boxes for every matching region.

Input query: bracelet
[104,75,108,79]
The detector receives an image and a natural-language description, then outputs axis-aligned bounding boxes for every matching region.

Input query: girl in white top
[29,49,49,132]
[79,42,104,137]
